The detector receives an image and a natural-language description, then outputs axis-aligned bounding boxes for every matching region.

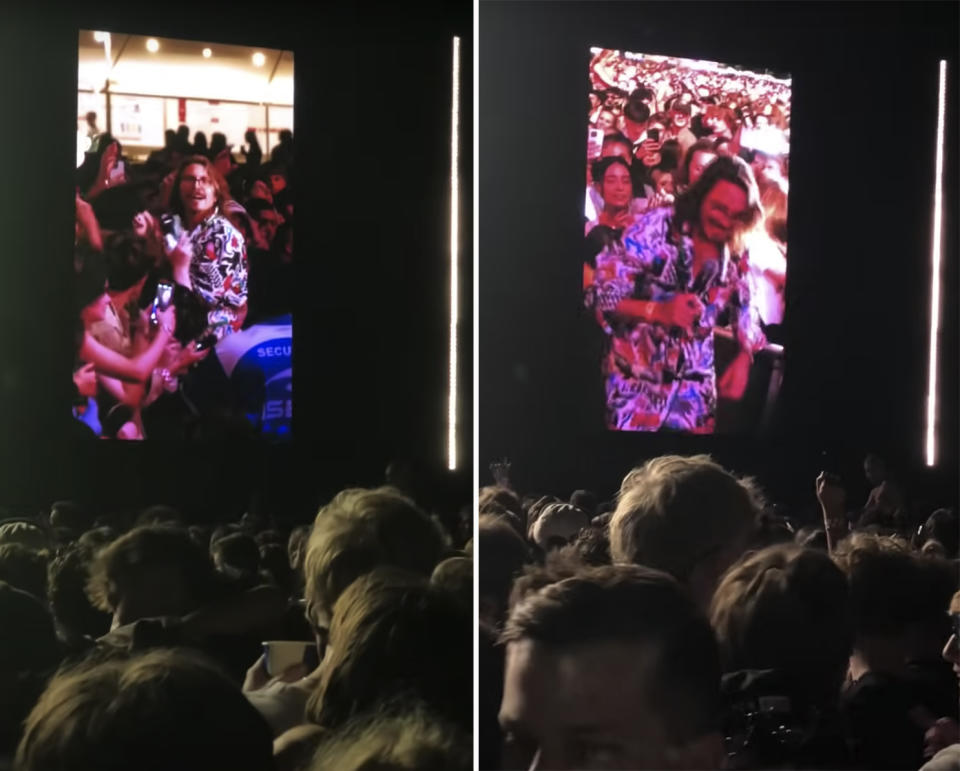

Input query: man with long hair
[133,155,248,344]
[585,155,764,432]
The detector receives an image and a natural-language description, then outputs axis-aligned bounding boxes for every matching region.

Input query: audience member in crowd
[14,649,274,771]
[610,454,759,608]
[0,581,63,761]
[307,707,471,771]
[478,513,529,629]
[499,564,725,770]
[0,544,49,602]
[833,534,947,769]
[710,544,853,768]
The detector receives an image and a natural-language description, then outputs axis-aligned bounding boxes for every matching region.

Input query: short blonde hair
[15,648,273,771]
[308,705,471,771]
[303,487,444,627]
[610,455,759,580]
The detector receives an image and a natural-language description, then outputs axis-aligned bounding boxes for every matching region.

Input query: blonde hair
[303,487,444,627]
[306,568,471,730]
[610,455,759,580]
[15,648,272,771]
[308,705,471,771]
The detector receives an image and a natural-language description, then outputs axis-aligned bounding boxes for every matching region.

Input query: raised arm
[79,307,176,384]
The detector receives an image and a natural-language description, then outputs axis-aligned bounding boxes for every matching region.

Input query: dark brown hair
[501,564,722,744]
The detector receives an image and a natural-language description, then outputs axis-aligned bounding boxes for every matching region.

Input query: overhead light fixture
[202,47,212,58]
[146,38,159,53]
[252,52,266,67]
[93,31,109,43]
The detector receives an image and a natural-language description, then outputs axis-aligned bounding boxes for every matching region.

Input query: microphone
[691,258,719,296]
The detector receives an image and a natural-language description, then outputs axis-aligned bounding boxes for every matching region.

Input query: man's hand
[165,231,194,288]
[718,350,751,400]
[816,472,846,514]
[659,293,703,335]
[490,458,512,488]
[73,363,97,398]
[169,343,210,377]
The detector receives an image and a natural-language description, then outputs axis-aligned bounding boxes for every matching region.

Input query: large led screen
[584,48,790,433]
[73,31,293,440]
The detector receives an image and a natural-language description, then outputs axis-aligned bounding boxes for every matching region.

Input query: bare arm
[79,308,175,384]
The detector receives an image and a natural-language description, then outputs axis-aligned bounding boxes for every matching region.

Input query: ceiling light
[146,38,159,53]
[93,31,109,43]
[202,47,212,58]
[252,52,266,67]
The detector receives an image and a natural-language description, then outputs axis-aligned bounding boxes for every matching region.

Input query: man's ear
[666,730,725,770]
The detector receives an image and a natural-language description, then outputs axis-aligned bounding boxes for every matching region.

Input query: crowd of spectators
[479,453,959,770]
[72,122,295,440]
[0,467,472,770]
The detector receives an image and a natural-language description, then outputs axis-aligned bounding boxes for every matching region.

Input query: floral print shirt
[184,211,248,341]
[585,205,760,433]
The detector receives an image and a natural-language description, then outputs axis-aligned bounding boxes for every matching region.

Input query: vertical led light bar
[448,36,461,471]
[925,60,947,467]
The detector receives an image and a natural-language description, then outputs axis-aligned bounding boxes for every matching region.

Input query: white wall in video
[73,31,294,440]
[583,48,790,433]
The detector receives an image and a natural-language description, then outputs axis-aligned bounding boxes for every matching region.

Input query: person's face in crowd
[599,163,632,210]
[269,173,287,195]
[589,94,601,111]
[249,179,274,204]
[81,290,111,327]
[654,171,675,196]
[601,141,632,164]
[704,113,726,136]
[670,109,689,131]
[596,110,617,135]
[680,92,693,106]
[257,209,282,246]
[180,163,217,220]
[698,179,749,245]
[500,639,698,770]
[688,150,717,187]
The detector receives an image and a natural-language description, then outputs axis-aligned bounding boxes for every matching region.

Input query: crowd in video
[0,470,472,770]
[73,120,294,440]
[479,454,960,770]
[583,49,790,434]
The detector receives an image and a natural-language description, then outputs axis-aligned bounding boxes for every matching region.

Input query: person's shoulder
[922,743,960,771]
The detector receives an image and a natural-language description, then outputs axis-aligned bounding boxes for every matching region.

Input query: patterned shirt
[184,211,248,341]
[585,205,760,433]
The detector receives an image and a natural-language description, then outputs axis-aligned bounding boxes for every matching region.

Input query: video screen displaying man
[584,49,790,434]
[72,31,294,440]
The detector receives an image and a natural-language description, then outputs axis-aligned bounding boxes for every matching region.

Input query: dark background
[480,1,959,509]
[0,2,472,520]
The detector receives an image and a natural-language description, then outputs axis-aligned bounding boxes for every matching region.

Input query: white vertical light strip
[448,36,461,471]
[925,59,947,467]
